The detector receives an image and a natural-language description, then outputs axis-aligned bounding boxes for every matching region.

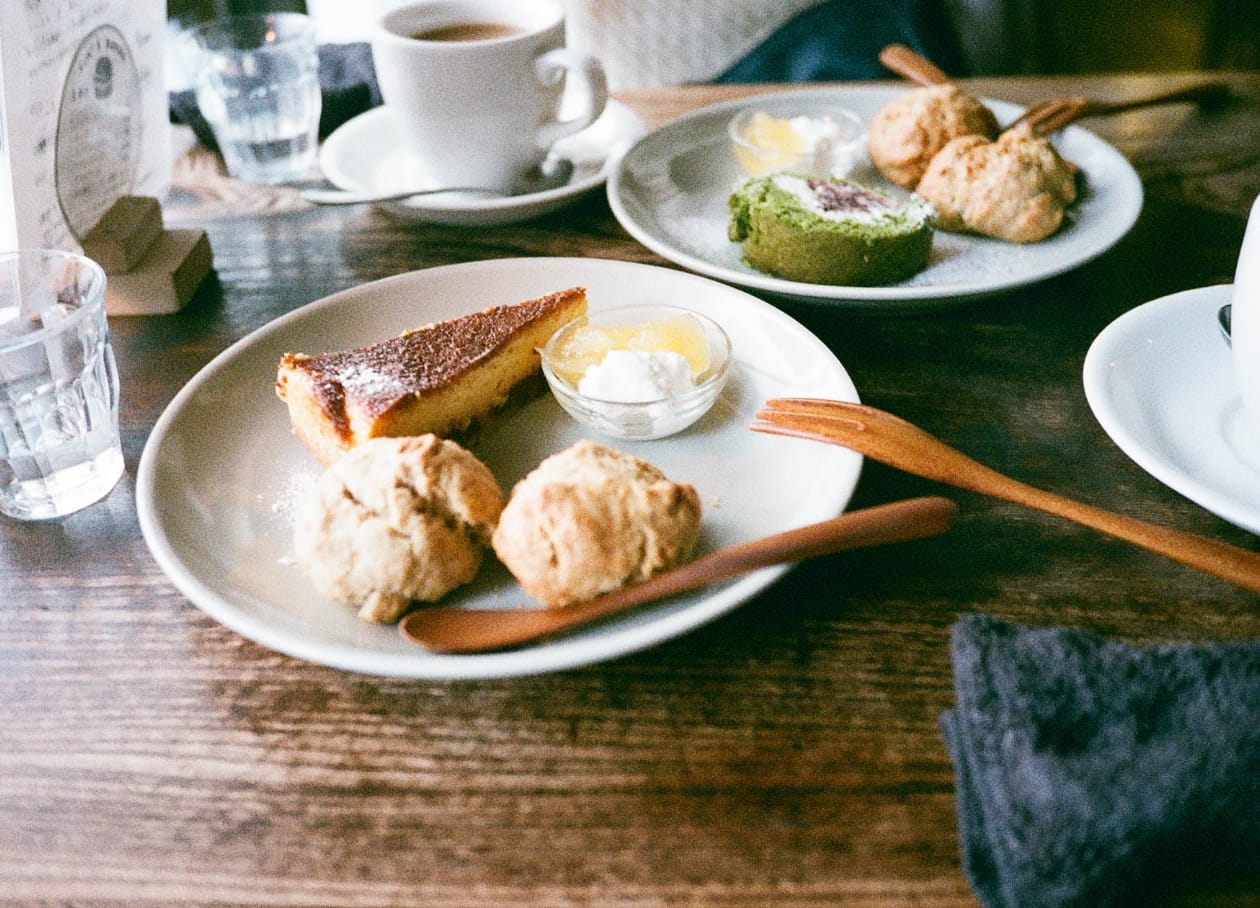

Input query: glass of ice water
[0,250,124,520]
[186,12,322,185]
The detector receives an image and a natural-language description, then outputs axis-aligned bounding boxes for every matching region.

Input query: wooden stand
[84,195,214,316]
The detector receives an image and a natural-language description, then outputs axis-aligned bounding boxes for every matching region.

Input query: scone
[867,83,999,190]
[276,287,588,464]
[728,174,935,286]
[491,440,702,609]
[914,123,1078,243]
[294,434,505,623]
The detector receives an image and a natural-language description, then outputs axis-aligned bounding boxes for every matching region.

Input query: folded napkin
[942,614,1260,908]
[170,42,381,153]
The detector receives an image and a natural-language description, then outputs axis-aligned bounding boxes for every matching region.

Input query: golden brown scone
[914,123,1078,243]
[491,440,702,609]
[867,84,999,190]
[294,435,505,623]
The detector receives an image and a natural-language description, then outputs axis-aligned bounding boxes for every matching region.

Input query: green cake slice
[728,175,935,286]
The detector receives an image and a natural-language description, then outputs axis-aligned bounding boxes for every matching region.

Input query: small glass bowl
[729,106,867,179]
[539,305,733,441]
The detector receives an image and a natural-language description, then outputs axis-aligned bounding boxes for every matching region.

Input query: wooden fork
[752,398,1260,594]
[1008,82,1233,135]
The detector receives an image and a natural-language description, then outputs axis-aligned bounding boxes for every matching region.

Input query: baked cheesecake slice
[277,287,587,464]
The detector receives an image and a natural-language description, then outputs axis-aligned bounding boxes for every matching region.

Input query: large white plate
[319,101,646,226]
[1083,284,1260,534]
[607,86,1143,309]
[136,258,862,679]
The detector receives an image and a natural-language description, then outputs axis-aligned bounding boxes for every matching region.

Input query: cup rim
[377,0,564,46]
[0,249,107,355]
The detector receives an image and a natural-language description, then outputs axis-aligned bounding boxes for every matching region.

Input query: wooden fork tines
[1007,81,1233,136]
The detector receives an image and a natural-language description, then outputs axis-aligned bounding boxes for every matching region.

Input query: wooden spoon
[878,43,950,86]
[753,398,1260,594]
[398,496,958,653]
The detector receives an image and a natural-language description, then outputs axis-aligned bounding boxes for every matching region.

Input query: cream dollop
[577,349,695,402]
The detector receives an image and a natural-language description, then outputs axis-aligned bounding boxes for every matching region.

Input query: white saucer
[318,101,646,226]
[1083,284,1260,534]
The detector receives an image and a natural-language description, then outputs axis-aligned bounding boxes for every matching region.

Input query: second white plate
[136,257,862,679]
[608,85,1143,309]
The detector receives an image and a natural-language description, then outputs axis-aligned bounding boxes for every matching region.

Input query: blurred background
[166,0,1259,87]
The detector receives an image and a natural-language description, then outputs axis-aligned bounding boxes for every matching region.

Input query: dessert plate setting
[1083,283,1260,535]
[607,84,1144,309]
[136,257,862,680]
[318,101,646,226]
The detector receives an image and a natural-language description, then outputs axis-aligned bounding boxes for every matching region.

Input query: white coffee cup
[371,0,607,193]
[1233,194,1260,430]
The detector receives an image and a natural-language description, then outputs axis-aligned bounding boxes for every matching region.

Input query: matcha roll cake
[728,175,935,286]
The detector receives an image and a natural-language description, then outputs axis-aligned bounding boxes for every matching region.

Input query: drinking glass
[186,12,322,184]
[0,250,124,520]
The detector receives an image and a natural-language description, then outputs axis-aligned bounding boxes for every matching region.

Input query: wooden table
[4,72,1260,906]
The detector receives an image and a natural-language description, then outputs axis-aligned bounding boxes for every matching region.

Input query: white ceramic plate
[1084,284,1260,534]
[136,258,862,679]
[318,101,646,226]
[607,86,1143,309]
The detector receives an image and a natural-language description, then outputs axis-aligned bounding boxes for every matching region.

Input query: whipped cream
[770,174,932,227]
[577,349,695,402]
[734,110,865,178]
[787,115,857,174]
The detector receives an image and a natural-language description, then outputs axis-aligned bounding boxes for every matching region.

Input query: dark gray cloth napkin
[942,613,1260,907]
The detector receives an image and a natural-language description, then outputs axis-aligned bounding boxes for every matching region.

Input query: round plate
[1083,284,1260,534]
[318,102,646,226]
[136,258,862,679]
[607,85,1143,309]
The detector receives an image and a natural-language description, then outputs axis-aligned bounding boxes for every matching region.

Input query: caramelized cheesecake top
[278,287,586,437]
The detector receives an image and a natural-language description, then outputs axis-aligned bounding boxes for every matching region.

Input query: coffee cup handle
[533,48,608,149]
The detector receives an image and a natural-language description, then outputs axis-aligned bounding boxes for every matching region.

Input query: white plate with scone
[607,85,1143,309]
[137,258,861,679]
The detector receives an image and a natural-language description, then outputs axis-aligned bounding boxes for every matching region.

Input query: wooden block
[104,228,214,316]
[82,195,165,274]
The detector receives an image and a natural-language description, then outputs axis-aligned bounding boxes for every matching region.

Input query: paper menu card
[0,0,170,253]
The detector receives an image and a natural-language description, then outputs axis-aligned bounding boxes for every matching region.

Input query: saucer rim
[1083,283,1260,535]
[318,101,645,223]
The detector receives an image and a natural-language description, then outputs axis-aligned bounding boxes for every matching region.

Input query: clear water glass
[187,12,322,185]
[0,250,123,520]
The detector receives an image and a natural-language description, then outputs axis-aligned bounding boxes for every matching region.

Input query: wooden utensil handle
[994,478,1260,595]
[878,44,950,86]
[563,496,959,621]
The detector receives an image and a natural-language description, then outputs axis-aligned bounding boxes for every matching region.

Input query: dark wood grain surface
[4,73,1260,906]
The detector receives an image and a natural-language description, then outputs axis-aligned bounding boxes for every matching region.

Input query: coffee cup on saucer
[370,0,607,195]
[1232,194,1260,432]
